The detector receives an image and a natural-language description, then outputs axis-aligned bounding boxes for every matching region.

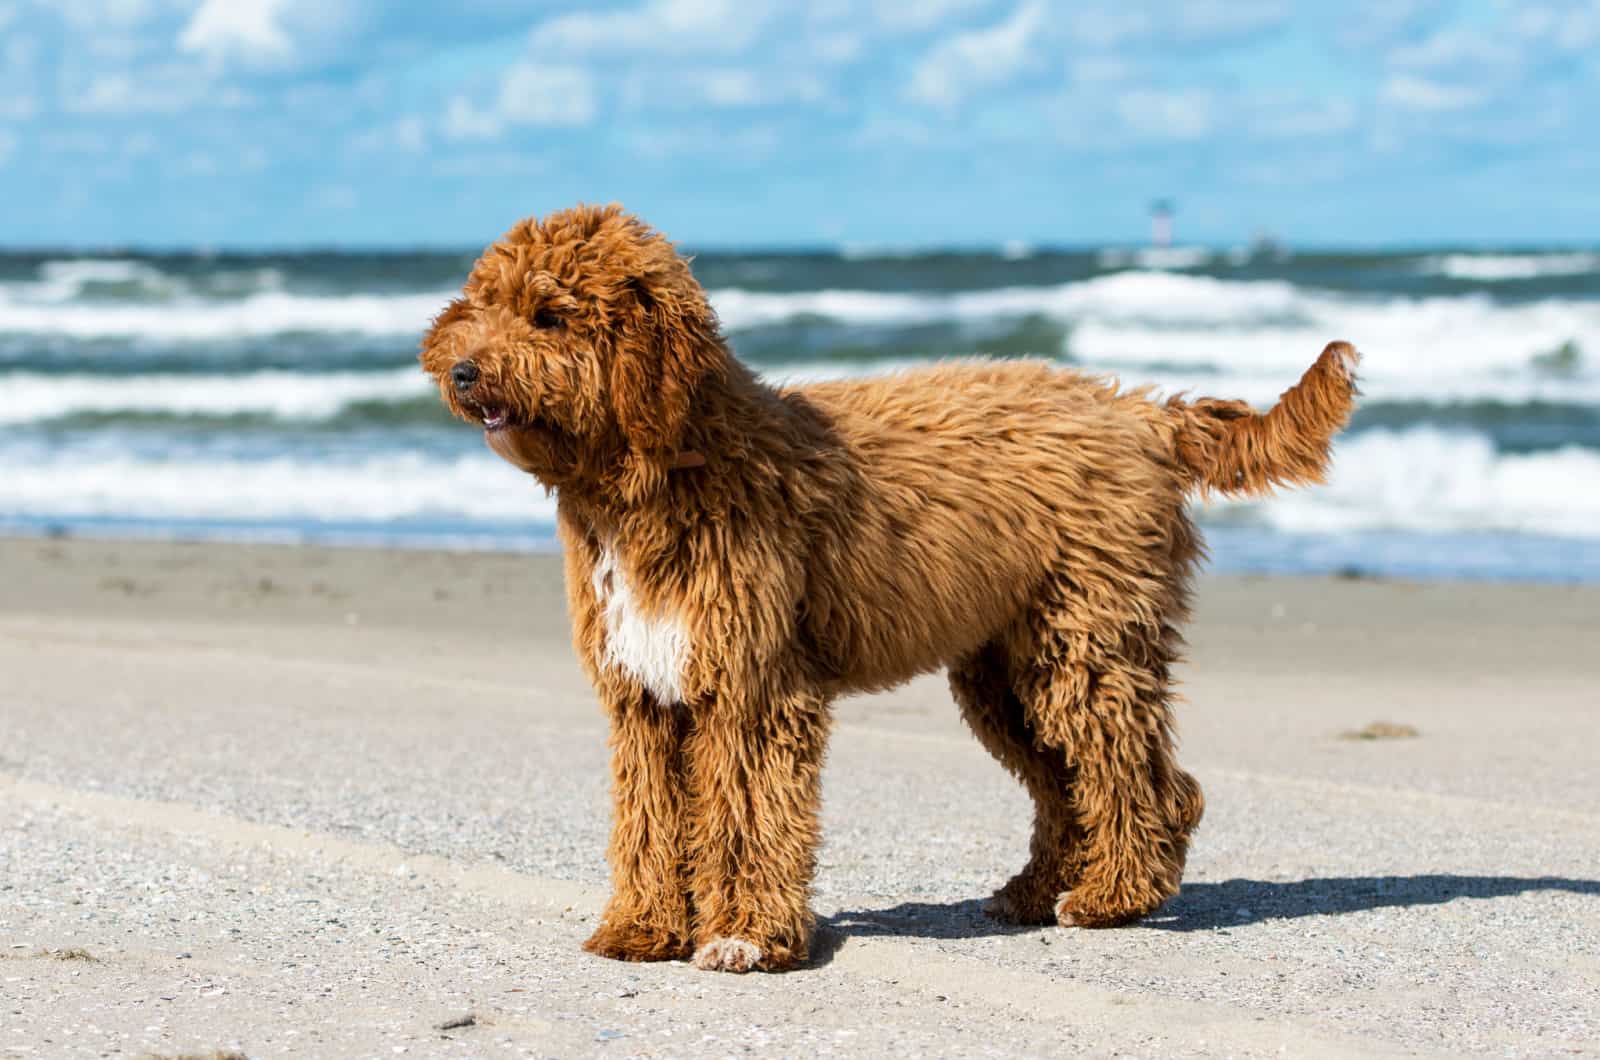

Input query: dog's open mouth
[462,393,557,437]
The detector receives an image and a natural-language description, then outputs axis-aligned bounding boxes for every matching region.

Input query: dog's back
[783,350,1358,692]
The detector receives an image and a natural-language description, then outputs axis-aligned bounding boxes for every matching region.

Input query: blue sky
[1,0,1598,248]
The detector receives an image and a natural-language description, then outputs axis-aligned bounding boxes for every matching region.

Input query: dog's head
[420,204,726,490]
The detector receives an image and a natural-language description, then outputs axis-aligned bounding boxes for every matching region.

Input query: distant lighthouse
[1150,199,1174,247]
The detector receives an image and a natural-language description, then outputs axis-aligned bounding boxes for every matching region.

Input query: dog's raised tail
[1171,341,1359,497]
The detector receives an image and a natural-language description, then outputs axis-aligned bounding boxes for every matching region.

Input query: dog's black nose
[450,360,479,391]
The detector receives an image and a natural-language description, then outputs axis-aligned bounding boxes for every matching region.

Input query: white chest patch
[591,545,690,705]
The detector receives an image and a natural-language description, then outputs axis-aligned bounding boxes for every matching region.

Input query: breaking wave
[1414,252,1600,282]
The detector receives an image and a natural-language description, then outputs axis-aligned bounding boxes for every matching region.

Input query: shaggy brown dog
[420,205,1358,973]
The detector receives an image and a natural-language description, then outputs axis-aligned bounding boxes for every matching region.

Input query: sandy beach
[2,535,1597,1058]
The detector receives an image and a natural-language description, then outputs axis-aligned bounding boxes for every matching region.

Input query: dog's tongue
[482,409,508,430]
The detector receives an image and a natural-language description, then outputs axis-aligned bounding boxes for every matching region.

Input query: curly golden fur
[420,204,1360,972]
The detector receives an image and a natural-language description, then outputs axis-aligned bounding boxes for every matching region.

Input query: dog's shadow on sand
[1144,874,1600,932]
[816,874,1600,958]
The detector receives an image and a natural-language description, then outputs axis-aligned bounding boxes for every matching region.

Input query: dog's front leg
[583,686,694,962]
[683,685,831,972]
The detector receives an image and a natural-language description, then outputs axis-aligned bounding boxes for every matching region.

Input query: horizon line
[2,238,1599,257]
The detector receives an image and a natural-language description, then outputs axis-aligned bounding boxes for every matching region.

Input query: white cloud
[808,31,863,63]
[1062,0,1288,47]
[440,61,602,141]
[1377,19,1543,116]
[906,1,1045,108]
[1041,85,1355,150]
[532,0,775,57]
[700,69,826,106]
[1507,1,1600,52]
[1114,88,1214,140]
[1388,27,1520,73]
[498,63,598,127]
[694,69,763,107]
[442,95,503,141]
[1380,73,1486,111]
[178,0,295,65]
[621,67,827,110]
[176,0,365,70]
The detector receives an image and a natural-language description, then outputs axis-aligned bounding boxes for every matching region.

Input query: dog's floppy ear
[419,297,471,374]
[607,264,725,462]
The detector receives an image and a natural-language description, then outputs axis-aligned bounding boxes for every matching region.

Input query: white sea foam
[708,272,1307,332]
[838,243,947,260]
[1069,291,1599,396]
[4,257,1591,568]
[0,288,455,339]
[11,259,286,304]
[5,353,1600,428]
[0,450,557,524]
[1212,428,1600,540]
[5,267,1595,378]
[0,369,434,424]
[3,427,1592,542]
[710,271,1600,356]
[711,272,1600,401]
[38,259,175,292]
[1414,252,1600,281]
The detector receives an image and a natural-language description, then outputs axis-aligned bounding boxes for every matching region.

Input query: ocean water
[2,245,1597,581]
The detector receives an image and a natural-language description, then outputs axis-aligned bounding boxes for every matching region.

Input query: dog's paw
[983,889,1057,926]
[691,936,763,973]
[1054,888,1159,929]
[583,923,692,963]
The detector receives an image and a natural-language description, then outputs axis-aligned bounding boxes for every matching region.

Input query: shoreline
[4,522,1598,585]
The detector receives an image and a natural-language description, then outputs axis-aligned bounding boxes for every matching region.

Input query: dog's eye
[532,308,564,330]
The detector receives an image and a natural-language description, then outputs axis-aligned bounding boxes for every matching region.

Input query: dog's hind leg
[683,685,831,972]
[1010,558,1205,928]
[950,643,1087,925]
[583,688,695,962]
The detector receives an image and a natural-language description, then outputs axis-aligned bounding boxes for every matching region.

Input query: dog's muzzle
[450,360,479,392]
